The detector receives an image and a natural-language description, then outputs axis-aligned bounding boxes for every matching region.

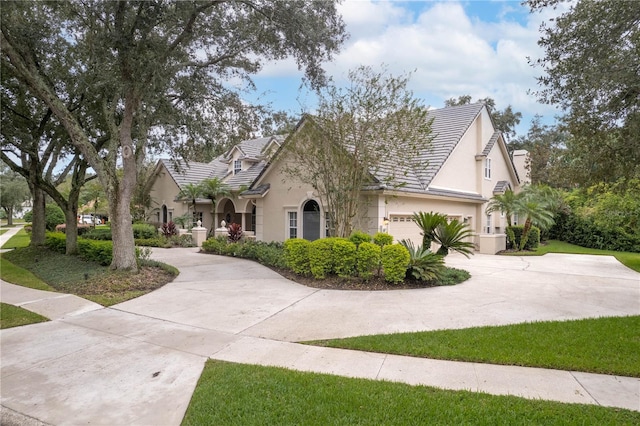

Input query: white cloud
[252,0,571,130]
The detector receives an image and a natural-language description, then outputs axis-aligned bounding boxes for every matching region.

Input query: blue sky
[244,0,568,137]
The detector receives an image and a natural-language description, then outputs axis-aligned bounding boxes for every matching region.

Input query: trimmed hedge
[381,243,410,284]
[202,237,286,268]
[349,231,372,247]
[373,232,393,247]
[309,238,336,279]
[356,241,381,280]
[507,225,541,251]
[332,239,357,278]
[283,238,311,275]
[550,211,640,253]
[45,232,113,266]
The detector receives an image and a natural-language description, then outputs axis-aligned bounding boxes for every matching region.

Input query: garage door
[387,215,421,245]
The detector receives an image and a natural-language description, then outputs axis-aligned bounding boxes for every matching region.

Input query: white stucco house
[148,103,528,253]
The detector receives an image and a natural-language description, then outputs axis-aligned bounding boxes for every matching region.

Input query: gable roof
[157,135,286,193]
[368,103,485,193]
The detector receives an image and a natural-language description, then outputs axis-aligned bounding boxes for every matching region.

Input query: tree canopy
[444,95,522,141]
[1,0,347,270]
[283,66,433,237]
[528,0,640,184]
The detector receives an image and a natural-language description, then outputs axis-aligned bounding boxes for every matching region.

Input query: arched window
[302,200,320,241]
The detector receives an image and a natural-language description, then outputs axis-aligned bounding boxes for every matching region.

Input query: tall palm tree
[176,183,203,224]
[517,199,555,250]
[200,177,231,228]
[486,189,519,227]
[413,211,447,248]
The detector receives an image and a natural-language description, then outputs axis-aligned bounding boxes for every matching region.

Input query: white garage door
[387,215,422,245]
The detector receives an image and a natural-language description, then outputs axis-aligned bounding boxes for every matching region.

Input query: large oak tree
[1,0,346,271]
[528,0,640,185]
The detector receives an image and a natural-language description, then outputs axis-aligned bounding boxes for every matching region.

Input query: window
[288,211,298,239]
[233,159,242,175]
[485,213,492,234]
[250,205,256,232]
[484,158,492,179]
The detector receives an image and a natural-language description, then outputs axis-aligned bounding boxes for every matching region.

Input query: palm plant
[486,189,519,227]
[412,211,447,248]
[486,189,520,248]
[200,177,231,217]
[517,199,555,251]
[433,219,475,257]
[399,239,445,282]
[177,182,203,219]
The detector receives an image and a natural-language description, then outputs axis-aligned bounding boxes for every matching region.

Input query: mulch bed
[267,266,440,291]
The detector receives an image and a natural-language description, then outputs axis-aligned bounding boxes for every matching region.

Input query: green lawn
[306,316,640,377]
[182,361,640,426]
[0,229,7,236]
[1,302,49,329]
[1,228,31,249]
[0,256,55,291]
[2,246,176,306]
[505,240,640,272]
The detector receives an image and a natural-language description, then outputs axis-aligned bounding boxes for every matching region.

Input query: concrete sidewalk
[2,246,639,425]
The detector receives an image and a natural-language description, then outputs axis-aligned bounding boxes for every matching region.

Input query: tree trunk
[108,96,138,272]
[30,185,46,247]
[63,207,79,255]
[5,207,14,226]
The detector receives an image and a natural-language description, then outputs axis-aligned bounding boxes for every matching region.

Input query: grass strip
[182,360,640,426]
[0,229,7,236]
[503,240,640,272]
[306,316,640,377]
[0,256,55,291]
[1,228,31,249]
[1,303,49,329]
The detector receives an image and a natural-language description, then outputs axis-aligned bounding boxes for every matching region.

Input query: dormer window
[233,159,241,175]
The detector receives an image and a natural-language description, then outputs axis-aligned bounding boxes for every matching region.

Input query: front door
[302,200,320,241]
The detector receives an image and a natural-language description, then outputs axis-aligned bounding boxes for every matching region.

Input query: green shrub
[83,228,113,240]
[45,232,114,265]
[133,223,158,239]
[381,243,410,284]
[202,236,228,254]
[400,240,444,282]
[283,238,311,275]
[508,225,540,250]
[332,239,357,278]
[437,267,471,286]
[309,238,336,279]
[550,211,640,253]
[77,239,113,265]
[356,242,381,280]
[23,210,32,222]
[44,232,67,253]
[349,231,372,247]
[45,204,65,231]
[373,232,393,247]
[169,234,194,247]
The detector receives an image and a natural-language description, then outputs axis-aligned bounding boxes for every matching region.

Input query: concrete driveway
[1,247,639,425]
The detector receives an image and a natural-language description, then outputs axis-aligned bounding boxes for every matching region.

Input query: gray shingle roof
[224,135,285,161]
[160,159,217,188]
[481,132,501,156]
[161,136,285,191]
[225,160,267,190]
[493,180,511,194]
[370,103,485,192]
